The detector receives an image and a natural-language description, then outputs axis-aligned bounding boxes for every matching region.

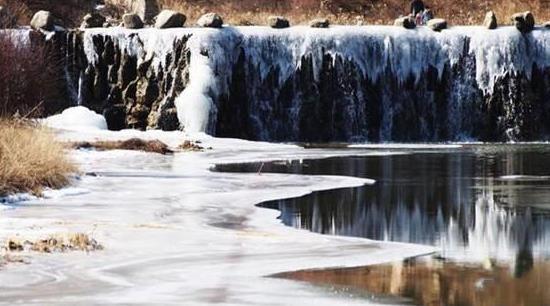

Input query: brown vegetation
[0,31,65,118]
[157,0,550,26]
[2,0,549,27]
[179,140,208,151]
[4,233,103,253]
[0,121,76,197]
[71,138,175,154]
[0,0,94,27]
[71,138,208,154]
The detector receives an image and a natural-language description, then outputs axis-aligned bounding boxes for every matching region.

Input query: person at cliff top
[410,0,425,16]
[415,12,423,25]
[422,6,434,24]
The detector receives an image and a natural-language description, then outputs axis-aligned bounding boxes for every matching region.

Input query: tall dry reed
[0,121,75,197]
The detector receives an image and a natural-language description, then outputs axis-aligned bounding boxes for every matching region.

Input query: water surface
[216,144,550,305]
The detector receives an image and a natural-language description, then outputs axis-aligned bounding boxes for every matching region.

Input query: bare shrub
[0,0,32,27]
[0,32,64,118]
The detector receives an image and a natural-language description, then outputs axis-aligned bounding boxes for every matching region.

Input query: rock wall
[68,29,191,130]
[73,26,550,142]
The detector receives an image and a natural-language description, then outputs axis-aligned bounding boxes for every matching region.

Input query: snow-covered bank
[0,124,434,305]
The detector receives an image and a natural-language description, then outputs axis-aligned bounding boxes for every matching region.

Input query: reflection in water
[275,258,550,306]
[222,146,550,263]
[217,145,550,305]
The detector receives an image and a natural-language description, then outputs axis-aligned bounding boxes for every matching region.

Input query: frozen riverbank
[0,126,436,305]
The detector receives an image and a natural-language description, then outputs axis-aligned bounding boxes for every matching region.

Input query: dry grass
[155,0,550,25]
[71,138,175,155]
[70,138,209,154]
[0,121,75,197]
[2,0,549,26]
[4,233,103,253]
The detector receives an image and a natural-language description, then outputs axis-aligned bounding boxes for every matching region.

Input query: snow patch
[44,106,108,131]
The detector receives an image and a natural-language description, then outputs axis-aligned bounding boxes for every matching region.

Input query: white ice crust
[0,122,432,305]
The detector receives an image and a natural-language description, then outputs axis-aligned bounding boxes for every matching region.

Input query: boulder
[310,18,329,28]
[81,12,106,29]
[197,13,223,28]
[103,105,127,131]
[30,10,54,31]
[427,18,448,32]
[394,16,416,29]
[123,13,144,29]
[0,6,17,28]
[154,10,186,28]
[129,0,160,23]
[512,11,535,33]
[484,11,497,29]
[268,16,290,29]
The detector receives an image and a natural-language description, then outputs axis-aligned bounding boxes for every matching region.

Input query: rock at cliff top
[197,13,223,28]
[310,18,329,28]
[427,18,448,32]
[123,13,144,29]
[81,12,106,29]
[512,11,535,33]
[30,10,54,31]
[130,0,160,23]
[394,16,416,29]
[484,11,498,29]
[268,16,290,29]
[155,10,186,28]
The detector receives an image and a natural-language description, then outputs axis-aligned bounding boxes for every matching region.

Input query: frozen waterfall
[74,25,550,142]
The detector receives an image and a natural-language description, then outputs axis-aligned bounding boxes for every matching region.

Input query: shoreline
[0,128,435,305]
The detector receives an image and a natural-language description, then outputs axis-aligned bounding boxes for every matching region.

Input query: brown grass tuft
[0,121,76,197]
[71,138,174,155]
[4,233,103,253]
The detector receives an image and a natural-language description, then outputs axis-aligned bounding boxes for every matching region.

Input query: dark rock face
[197,13,223,28]
[122,13,144,29]
[268,16,290,29]
[31,10,54,31]
[484,11,498,29]
[155,10,186,28]
[213,36,550,143]
[513,11,535,33]
[66,31,191,130]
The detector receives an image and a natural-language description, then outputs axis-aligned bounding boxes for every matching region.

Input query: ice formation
[76,26,550,141]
